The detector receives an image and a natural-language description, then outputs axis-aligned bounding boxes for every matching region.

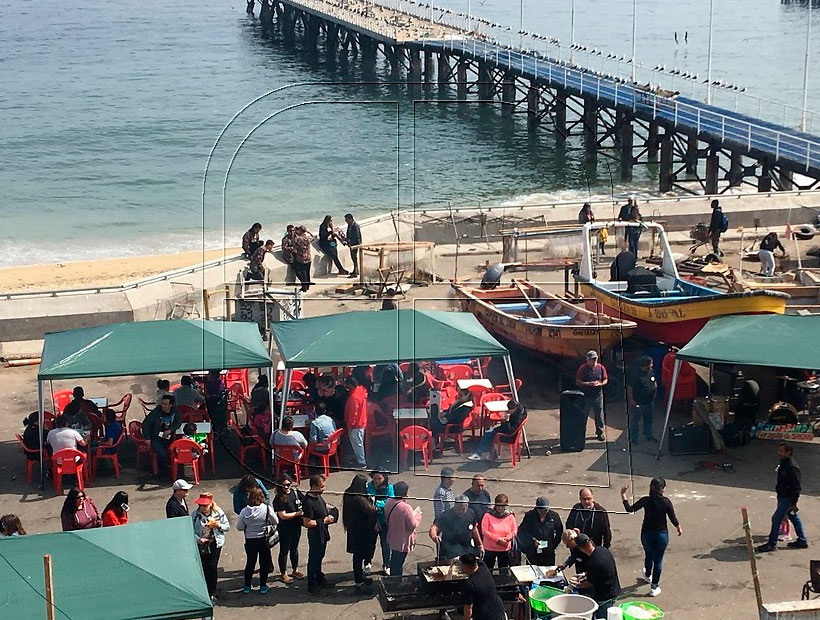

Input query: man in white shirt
[47,416,87,452]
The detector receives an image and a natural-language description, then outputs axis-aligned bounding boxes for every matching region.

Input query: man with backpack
[707,199,728,256]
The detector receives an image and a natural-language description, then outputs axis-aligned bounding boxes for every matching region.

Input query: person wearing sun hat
[192,492,230,601]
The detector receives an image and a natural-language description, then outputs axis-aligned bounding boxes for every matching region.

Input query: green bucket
[619,601,665,620]
[529,585,564,614]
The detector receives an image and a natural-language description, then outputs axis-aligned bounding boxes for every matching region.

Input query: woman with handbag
[237,487,279,594]
[192,492,230,600]
[273,473,305,583]
[342,473,379,593]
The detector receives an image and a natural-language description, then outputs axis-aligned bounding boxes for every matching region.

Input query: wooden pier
[250,0,820,194]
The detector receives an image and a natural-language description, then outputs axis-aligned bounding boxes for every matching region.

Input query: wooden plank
[741,506,764,620]
[511,279,542,318]
[44,554,55,620]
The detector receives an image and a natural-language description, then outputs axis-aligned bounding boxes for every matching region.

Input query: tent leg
[266,367,275,432]
[655,359,681,460]
[503,355,530,458]
[279,369,292,432]
[38,381,45,490]
[708,363,713,397]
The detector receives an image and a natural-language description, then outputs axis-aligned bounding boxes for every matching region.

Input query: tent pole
[503,355,529,457]
[655,359,681,459]
[708,363,713,397]
[266,366,275,432]
[279,368,292,431]
[49,381,54,413]
[38,381,45,490]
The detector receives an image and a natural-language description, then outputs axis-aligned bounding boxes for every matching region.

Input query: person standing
[578,202,594,224]
[433,467,456,518]
[707,199,727,256]
[366,470,394,574]
[429,495,483,560]
[318,215,349,276]
[566,487,612,549]
[143,394,181,473]
[574,534,622,618]
[459,553,507,620]
[617,196,635,250]
[758,232,786,277]
[232,474,270,515]
[342,474,379,593]
[480,494,518,570]
[385,481,423,576]
[166,479,192,518]
[757,442,808,552]
[302,474,336,594]
[627,356,658,444]
[237,487,277,594]
[517,496,563,566]
[621,478,682,597]
[242,223,263,258]
[343,377,368,469]
[273,474,305,583]
[344,213,362,278]
[626,203,643,257]
[292,225,314,292]
[463,475,492,531]
[575,351,608,442]
[556,529,587,575]
[248,240,274,281]
[192,492,230,601]
[281,224,296,285]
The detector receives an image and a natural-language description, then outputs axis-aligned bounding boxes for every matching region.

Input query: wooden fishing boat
[575,221,789,346]
[451,280,637,359]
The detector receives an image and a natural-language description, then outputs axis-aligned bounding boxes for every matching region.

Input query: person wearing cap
[433,468,456,518]
[627,356,658,444]
[463,475,492,531]
[574,533,621,618]
[566,488,612,549]
[575,351,608,442]
[191,492,230,600]
[166,479,192,518]
[468,400,528,461]
[480,494,518,570]
[517,497,563,566]
[429,495,483,560]
[459,552,507,620]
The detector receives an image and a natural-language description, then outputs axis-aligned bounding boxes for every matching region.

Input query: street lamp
[801,0,812,130]
[570,0,576,63]
[631,0,637,82]
[519,0,524,49]
[706,0,714,104]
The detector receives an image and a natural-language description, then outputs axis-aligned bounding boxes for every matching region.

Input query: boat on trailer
[451,279,637,359]
[575,221,789,346]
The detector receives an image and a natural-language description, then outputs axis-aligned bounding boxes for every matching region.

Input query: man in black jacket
[576,534,621,619]
[706,199,726,256]
[757,442,808,552]
[165,479,192,518]
[143,395,181,474]
[566,487,613,548]
[518,496,563,565]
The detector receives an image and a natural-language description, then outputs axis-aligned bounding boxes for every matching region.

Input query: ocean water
[2,0,820,267]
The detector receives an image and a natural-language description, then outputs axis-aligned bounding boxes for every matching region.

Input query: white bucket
[547,593,599,619]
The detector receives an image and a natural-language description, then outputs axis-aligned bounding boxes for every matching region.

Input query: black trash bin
[560,390,587,453]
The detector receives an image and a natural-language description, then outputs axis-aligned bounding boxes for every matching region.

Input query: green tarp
[0,518,212,620]
[271,309,509,367]
[676,314,820,369]
[38,319,272,380]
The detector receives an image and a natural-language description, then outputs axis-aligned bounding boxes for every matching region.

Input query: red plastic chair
[273,445,303,484]
[436,413,473,456]
[53,390,74,414]
[179,406,210,423]
[399,425,433,470]
[444,365,474,381]
[304,428,344,477]
[225,368,250,396]
[43,411,55,430]
[169,438,204,485]
[228,383,246,425]
[466,385,491,436]
[129,421,157,475]
[87,412,104,442]
[232,425,268,469]
[15,433,50,485]
[496,378,524,399]
[662,351,697,401]
[107,393,132,436]
[138,398,155,415]
[480,392,508,429]
[366,402,397,455]
[52,448,87,495]
[490,418,527,467]
[91,431,124,480]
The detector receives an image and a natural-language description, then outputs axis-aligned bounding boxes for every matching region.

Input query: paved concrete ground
[1,278,816,620]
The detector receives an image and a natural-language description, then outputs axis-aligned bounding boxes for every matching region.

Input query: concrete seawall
[1,190,817,356]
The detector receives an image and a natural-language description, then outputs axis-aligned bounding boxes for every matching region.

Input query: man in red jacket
[344,377,368,468]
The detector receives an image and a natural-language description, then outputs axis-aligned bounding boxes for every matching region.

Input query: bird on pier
[674,31,678,44]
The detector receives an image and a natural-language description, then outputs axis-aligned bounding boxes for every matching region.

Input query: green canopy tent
[36,320,273,483]
[0,518,212,620]
[270,309,520,432]
[658,314,820,457]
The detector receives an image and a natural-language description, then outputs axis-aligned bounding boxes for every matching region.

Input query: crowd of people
[241,213,362,291]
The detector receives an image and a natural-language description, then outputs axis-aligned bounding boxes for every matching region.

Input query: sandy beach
[0,248,241,294]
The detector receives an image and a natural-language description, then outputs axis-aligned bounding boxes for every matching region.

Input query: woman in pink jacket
[480,494,518,569]
[384,481,423,576]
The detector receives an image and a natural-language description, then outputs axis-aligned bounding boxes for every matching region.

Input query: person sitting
[0,514,26,537]
[271,416,308,463]
[406,364,430,404]
[468,400,527,461]
[376,366,403,412]
[102,491,129,527]
[242,222,263,258]
[248,239,275,281]
[316,374,347,430]
[203,370,228,434]
[155,379,171,404]
[61,488,101,531]
[47,415,87,453]
[300,372,319,403]
[22,412,47,458]
[308,402,336,452]
[173,375,206,409]
[182,421,208,458]
[430,386,473,439]
[143,394,182,473]
[98,409,123,456]
[251,374,271,416]
[62,386,96,431]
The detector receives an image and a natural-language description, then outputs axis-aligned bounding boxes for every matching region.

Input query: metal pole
[519,0,524,48]
[467,0,470,33]
[570,0,575,63]
[801,0,812,130]
[706,0,714,104]
[631,0,637,82]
